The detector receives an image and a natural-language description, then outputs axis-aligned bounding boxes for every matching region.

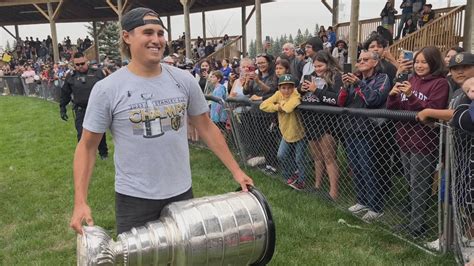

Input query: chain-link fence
[450,126,474,264]
[5,80,474,259]
[224,96,446,250]
[1,76,62,101]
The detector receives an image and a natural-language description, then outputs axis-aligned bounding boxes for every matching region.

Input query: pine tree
[295,29,304,46]
[288,34,294,44]
[314,23,320,36]
[249,39,256,58]
[86,22,120,61]
[303,28,311,40]
[5,40,11,51]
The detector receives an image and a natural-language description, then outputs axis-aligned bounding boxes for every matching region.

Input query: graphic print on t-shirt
[128,93,187,138]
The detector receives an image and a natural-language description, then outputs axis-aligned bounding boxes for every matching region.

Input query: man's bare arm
[70,129,103,234]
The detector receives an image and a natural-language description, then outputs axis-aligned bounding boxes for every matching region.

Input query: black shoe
[100,154,108,160]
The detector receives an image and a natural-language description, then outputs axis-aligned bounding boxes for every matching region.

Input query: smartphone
[248,65,256,72]
[398,73,409,82]
[303,75,312,82]
[343,63,352,74]
[403,50,414,61]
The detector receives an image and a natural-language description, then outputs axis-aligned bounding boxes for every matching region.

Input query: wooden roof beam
[0,0,60,7]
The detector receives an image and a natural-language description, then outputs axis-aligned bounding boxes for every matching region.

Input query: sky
[0,0,467,49]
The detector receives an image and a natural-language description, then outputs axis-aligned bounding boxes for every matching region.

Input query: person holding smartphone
[196,60,212,93]
[387,46,449,238]
[299,50,342,200]
[338,50,391,223]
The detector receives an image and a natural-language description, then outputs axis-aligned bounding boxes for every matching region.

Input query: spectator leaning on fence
[21,65,36,96]
[299,50,342,200]
[386,46,449,237]
[417,52,474,124]
[260,74,306,190]
[338,50,391,223]
[209,70,228,128]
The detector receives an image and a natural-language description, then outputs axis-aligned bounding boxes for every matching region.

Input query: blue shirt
[210,84,228,122]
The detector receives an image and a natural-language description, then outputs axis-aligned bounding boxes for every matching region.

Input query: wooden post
[47,2,60,63]
[167,16,172,44]
[255,0,262,53]
[241,5,247,57]
[180,0,193,59]
[202,11,206,43]
[14,24,19,41]
[348,0,360,68]
[92,21,100,62]
[332,0,339,26]
[464,0,473,52]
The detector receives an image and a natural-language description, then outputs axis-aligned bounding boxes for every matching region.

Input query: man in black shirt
[59,52,108,159]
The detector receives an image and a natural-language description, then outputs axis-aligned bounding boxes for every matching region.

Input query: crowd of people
[188,30,473,245]
[170,32,232,62]
[1,6,472,251]
[379,1,437,41]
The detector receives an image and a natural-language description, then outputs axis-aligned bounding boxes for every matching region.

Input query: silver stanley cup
[77,186,275,266]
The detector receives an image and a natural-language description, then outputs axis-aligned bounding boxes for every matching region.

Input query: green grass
[0,96,456,265]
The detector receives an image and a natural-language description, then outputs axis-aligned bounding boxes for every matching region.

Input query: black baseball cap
[121,7,162,32]
[448,52,474,69]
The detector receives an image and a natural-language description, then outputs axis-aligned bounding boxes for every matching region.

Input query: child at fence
[299,50,341,200]
[209,70,228,129]
[260,74,306,190]
[387,46,449,238]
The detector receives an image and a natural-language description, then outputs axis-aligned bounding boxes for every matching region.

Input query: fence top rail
[226,97,419,122]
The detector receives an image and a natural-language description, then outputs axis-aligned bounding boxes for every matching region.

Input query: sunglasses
[75,62,86,67]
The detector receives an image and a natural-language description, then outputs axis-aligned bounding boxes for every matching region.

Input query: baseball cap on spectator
[448,52,474,68]
[304,37,323,52]
[296,48,305,56]
[121,7,161,32]
[424,4,433,8]
[278,74,296,86]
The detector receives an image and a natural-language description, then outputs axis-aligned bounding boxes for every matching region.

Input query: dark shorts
[115,188,193,234]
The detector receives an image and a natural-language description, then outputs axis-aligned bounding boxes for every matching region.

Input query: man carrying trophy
[69,7,254,235]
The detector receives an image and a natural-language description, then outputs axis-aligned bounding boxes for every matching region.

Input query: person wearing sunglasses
[338,50,391,223]
[59,51,109,161]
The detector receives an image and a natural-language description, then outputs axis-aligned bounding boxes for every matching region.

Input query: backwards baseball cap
[448,52,474,68]
[121,7,162,32]
[278,74,296,86]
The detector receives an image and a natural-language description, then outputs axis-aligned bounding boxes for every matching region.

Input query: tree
[314,23,320,36]
[295,29,304,46]
[249,39,256,58]
[288,34,294,44]
[303,28,311,40]
[5,40,11,51]
[86,22,120,61]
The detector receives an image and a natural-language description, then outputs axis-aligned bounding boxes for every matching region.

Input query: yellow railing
[388,5,465,55]
[335,6,461,43]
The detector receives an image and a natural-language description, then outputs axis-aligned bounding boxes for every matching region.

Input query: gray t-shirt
[83,64,209,199]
